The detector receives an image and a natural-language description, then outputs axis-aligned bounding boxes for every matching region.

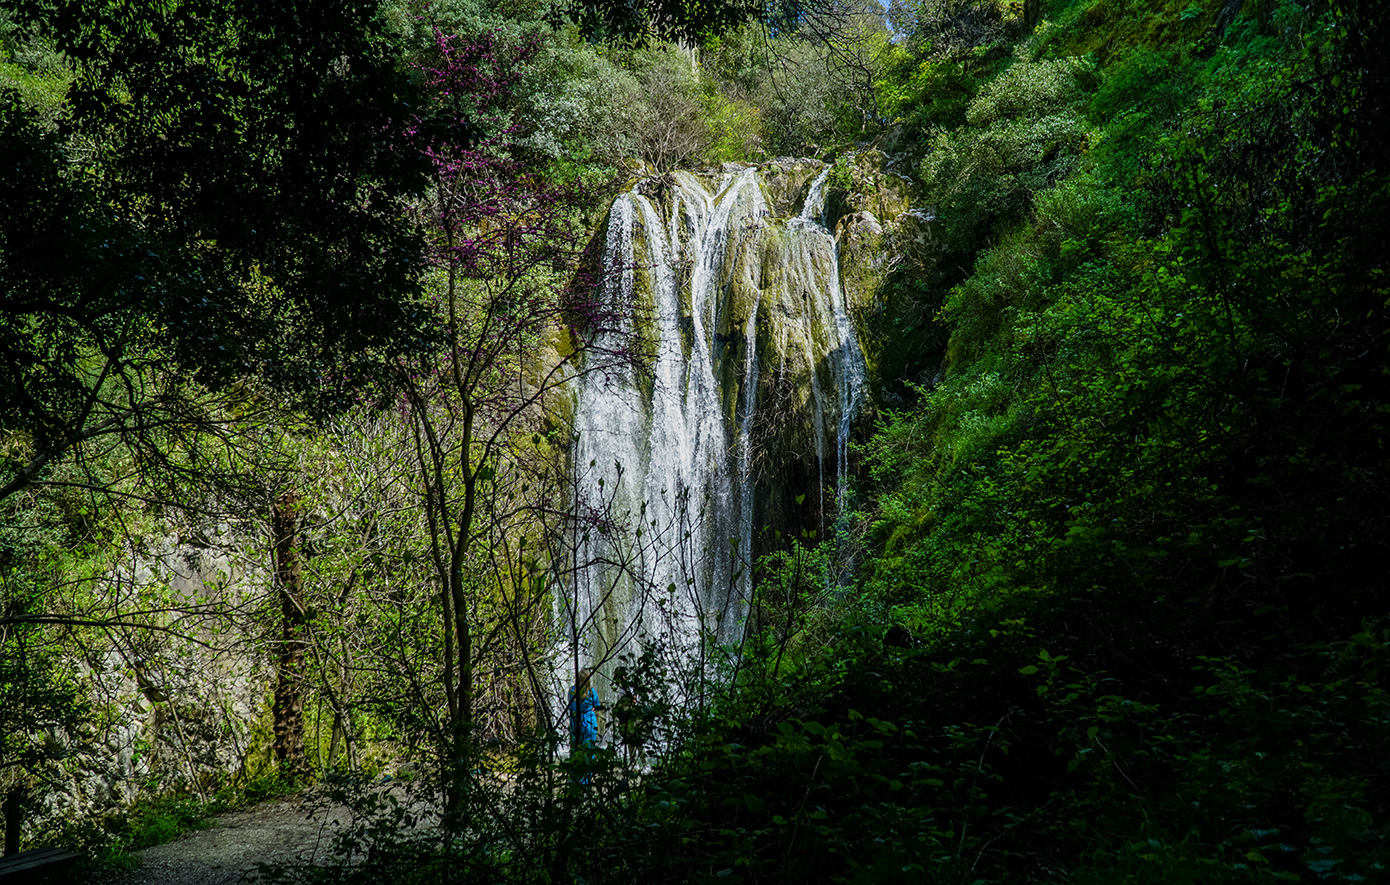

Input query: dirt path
[99,792,354,885]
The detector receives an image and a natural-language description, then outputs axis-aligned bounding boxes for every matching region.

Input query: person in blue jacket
[568,667,603,751]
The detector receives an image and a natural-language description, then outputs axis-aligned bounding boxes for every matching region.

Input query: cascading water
[787,166,868,530]
[557,160,868,713]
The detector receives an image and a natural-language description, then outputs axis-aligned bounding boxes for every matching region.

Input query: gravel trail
[99,792,354,885]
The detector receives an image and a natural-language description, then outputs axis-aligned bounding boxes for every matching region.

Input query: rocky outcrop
[15,526,270,842]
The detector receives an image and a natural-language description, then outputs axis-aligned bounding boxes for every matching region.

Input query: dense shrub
[920,53,1094,249]
[514,27,645,168]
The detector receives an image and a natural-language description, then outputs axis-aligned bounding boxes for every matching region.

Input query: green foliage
[874,0,1389,623]
[744,538,843,679]
[628,43,717,170]
[513,25,646,171]
[45,771,299,876]
[581,1,1390,882]
[703,13,893,157]
[567,0,758,44]
[967,51,1092,124]
[0,6,69,122]
[2,0,441,441]
[0,608,87,779]
[701,20,777,97]
[878,52,977,133]
[564,607,1390,883]
[119,795,216,850]
[699,80,763,163]
[6,2,1390,883]
[1086,47,1192,124]
[919,52,1094,250]
[1044,0,1222,62]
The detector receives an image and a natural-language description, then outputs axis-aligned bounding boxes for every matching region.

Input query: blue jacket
[569,686,602,747]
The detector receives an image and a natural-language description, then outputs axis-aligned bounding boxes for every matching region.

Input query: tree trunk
[271,490,309,780]
[443,549,474,833]
[2,786,24,855]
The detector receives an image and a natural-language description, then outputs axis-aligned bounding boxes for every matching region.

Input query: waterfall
[558,160,868,711]
[789,166,868,528]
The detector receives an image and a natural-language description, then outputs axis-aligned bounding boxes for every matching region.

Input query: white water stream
[556,161,867,714]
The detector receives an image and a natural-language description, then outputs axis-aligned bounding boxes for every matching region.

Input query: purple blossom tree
[397,28,640,827]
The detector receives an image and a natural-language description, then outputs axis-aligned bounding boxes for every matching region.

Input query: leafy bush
[699,82,764,163]
[833,5,1390,872]
[1087,47,1192,124]
[920,54,1094,250]
[120,795,215,850]
[881,54,978,133]
[514,27,645,169]
[0,7,70,122]
[630,44,714,171]
[573,605,1390,883]
[965,53,1091,125]
[746,37,848,156]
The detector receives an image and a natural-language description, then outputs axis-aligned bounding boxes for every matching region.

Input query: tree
[270,489,309,779]
[631,44,715,171]
[568,0,760,43]
[1,0,439,507]
[787,0,893,132]
[2,1,446,777]
[393,26,649,826]
[1,1,453,835]
[0,603,85,855]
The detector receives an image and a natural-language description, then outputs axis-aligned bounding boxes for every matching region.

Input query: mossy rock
[838,210,886,300]
[759,157,825,217]
[825,149,918,235]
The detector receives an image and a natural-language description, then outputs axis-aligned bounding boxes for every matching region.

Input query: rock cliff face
[17,527,269,838]
[560,155,936,690]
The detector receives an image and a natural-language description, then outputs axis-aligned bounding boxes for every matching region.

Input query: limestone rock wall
[14,525,271,840]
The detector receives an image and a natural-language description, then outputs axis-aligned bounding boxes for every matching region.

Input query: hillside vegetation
[612,1,1390,883]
